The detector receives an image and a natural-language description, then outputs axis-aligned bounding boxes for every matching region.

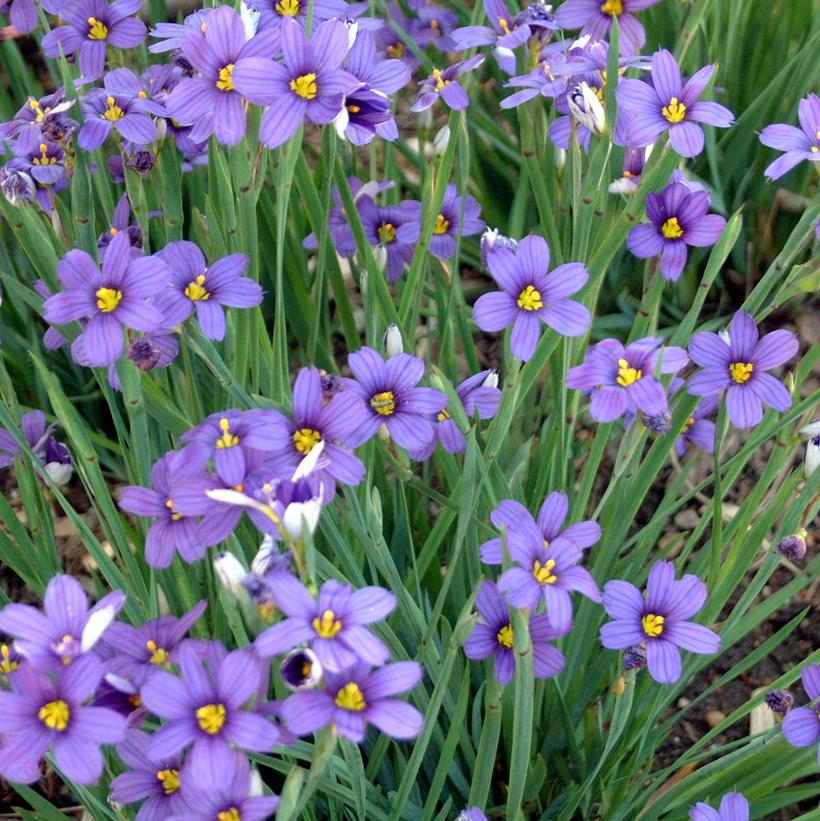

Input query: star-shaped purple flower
[411,55,485,112]
[451,0,533,51]
[782,662,820,766]
[688,791,750,821]
[760,92,820,180]
[555,0,662,56]
[687,310,798,429]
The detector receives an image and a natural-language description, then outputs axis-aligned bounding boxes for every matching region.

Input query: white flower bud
[799,420,820,438]
[567,81,606,136]
[239,2,259,39]
[433,125,450,156]
[44,460,73,487]
[213,551,248,596]
[384,324,403,356]
[482,369,499,389]
[805,435,820,478]
[333,105,350,141]
[282,498,323,541]
[554,147,566,170]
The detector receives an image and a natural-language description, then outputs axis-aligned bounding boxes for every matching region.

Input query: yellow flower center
[195,702,227,734]
[87,16,108,39]
[32,143,56,165]
[433,213,450,234]
[616,358,642,387]
[517,284,544,312]
[146,639,169,665]
[600,0,623,15]
[533,558,558,585]
[682,416,696,434]
[1,644,19,674]
[216,64,235,92]
[156,768,180,795]
[184,273,211,301]
[165,498,183,521]
[729,361,754,384]
[301,661,313,677]
[661,216,684,239]
[498,17,510,32]
[312,609,343,638]
[497,624,514,648]
[218,809,241,821]
[215,417,239,449]
[335,682,367,711]
[347,103,361,114]
[39,699,70,731]
[370,390,396,416]
[386,42,405,59]
[95,286,123,313]
[275,0,300,15]
[433,68,449,91]
[102,96,125,122]
[30,98,46,122]
[293,427,322,455]
[378,222,397,244]
[641,613,665,637]
[437,408,451,422]
[662,97,687,124]
[290,73,318,100]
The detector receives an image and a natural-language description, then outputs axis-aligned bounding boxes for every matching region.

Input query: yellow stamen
[517,284,544,312]
[433,213,450,234]
[301,661,313,677]
[661,216,684,239]
[217,809,241,821]
[312,609,343,638]
[729,362,754,384]
[184,273,210,301]
[432,68,449,91]
[430,18,441,34]
[110,227,119,235]
[378,222,396,244]
[275,0,300,15]
[600,0,623,15]
[32,143,56,165]
[498,17,510,32]
[156,768,180,795]
[138,90,148,98]
[39,700,70,731]
[165,498,183,522]
[386,42,405,59]
[87,16,109,39]
[533,558,558,584]
[195,703,227,734]
[216,64,235,92]
[347,103,361,114]
[1,644,19,674]
[641,613,665,637]
[682,416,696,434]
[437,408,451,422]
[290,72,318,100]
[335,682,367,711]
[102,96,125,122]
[616,358,642,387]
[146,639,168,665]
[662,97,687,124]
[370,390,396,416]
[215,417,239,449]
[95,286,123,313]
[497,624,514,648]
[128,694,142,708]
[293,427,322,455]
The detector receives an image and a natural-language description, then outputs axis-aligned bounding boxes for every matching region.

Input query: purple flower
[501,47,570,109]
[104,601,207,686]
[473,235,592,361]
[174,749,279,821]
[148,9,210,53]
[463,581,567,685]
[409,369,502,461]
[689,792,750,821]
[413,1,460,51]
[668,378,717,456]
[567,336,688,422]
[42,233,168,367]
[457,809,489,821]
[141,644,280,788]
[98,194,143,259]
[163,6,282,147]
[0,409,59,468]
[687,311,798,429]
[373,3,423,69]
[451,0,533,51]
[617,49,734,158]
[0,574,125,671]
[782,663,820,765]
[600,560,720,684]
[126,331,179,374]
[760,92,820,180]
[411,54,485,112]
[342,347,447,451]
[0,654,127,784]
[7,129,69,211]
[254,575,395,672]
[357,194,422,281]
[247,0,349,32]
[233,18,355,149]
[555,0,662,56]
[42,0,147,84]
[480,491,602,564]
[627,180,727,281]
[111,730,190,819]
[158,241,262,340]
[280,660,424,743]
[0,0,40,33]
[610,146,648,194]
[0,88,76,141]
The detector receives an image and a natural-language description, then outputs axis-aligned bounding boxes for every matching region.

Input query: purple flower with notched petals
[463,580,567,685]
[111,730,190,819]
[42,0,147,85]
[497,531,601,631]
[667,378,717,456]
[617,49,734,158]
[0,654,126,784]
[451,0,533,51]
[411,55,486,113]
[689,792,750,821]
[555,0,662,56]
[0,409,59,468]
[373,4,422,69]
[158,241,262,341]
[148,8,210,53]
[78,81,158,151]
[687,310,798,430]
[280,660,423,743]
[233,18,355,149]
[141,644,280,789]
[0,88,76,141]
[782,663,820,765]
[567,336,688,422]
[414,1,459,51]
[627,180,727,281]
[0,574,125,671]
[8,130,68,211]
[42,232,168,368]
[760,93,820,180]
[481,490,602,565]
[357,195,422,281]
[247,0,348,32]
[600,560,720,684]
[342,347,447,451]
[474,235,592,362]
[254,575,395,672]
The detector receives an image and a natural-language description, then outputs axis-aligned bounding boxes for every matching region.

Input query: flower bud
[127,150,155,175]
[479,228,517,269]
[482,369,499,389]
[239,1,260,39]
[213,551,248,596]
[764,689,794,716]
[776,530,807,561]
[433,125,450,156]
[0,166,35,206]
[384,324,403,357]
[805,434,820,478]
[567,81,605,136]
[44,460,73,487]
[640,410,672,435]
[280,647,323,690]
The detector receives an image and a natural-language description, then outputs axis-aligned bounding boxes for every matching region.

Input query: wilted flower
[760,93,820,180]
[782,662,820,764]
[567,81,606,135]
[411,55,486,112]
[622,644,647,670]
[765,689,794,716]
[0,164,35,206]
[600,561,720,684]
[480,227,518,268]
[689,791,750,821]
[127,331,179,373]
[555,0,662,56]
[777,530,807,561]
